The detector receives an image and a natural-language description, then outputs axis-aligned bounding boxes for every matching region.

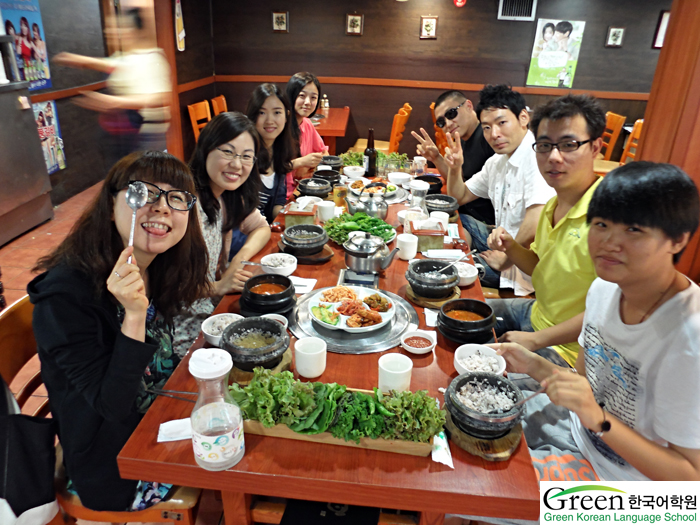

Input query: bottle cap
[410,180,430,191]
[189,348,233,379]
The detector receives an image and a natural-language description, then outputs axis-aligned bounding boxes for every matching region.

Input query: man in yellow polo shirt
[486,94,605,368]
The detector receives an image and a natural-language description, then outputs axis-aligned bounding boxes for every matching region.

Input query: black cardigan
[28,265,159,511]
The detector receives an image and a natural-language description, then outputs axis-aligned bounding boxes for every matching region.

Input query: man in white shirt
[445,84,555,295]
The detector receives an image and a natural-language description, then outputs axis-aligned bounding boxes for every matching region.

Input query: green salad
[339,151,409,167]
[324,212,395,245]
[229,368,446,443]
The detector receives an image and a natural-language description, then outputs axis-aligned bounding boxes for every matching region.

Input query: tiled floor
[1,183,224,525]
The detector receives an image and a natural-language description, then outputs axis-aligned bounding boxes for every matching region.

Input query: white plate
[348,178,398,197]
[309,286,395,333]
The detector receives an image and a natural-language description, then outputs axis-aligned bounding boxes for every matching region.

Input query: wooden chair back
[429,102,448,156]
[0,295,49,417]
[187,101,212,141]
[211,94,228,116]
[600,112,626,161]
[388,103,412,153]
[620,119,643,164]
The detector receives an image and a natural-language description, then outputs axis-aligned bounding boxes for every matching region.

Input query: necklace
[622,274,677,324]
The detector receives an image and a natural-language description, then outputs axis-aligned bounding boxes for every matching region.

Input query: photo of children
[1,0,52,90]
[527,19,585,88]
[33,101,66,174]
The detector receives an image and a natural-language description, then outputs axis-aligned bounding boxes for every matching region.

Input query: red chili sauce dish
[404,336,432,349]
[250,283,287,295]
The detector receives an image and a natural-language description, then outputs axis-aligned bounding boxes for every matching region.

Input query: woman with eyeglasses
[28,151,209,511]
[172,112,271,355]
[285,72,327,199]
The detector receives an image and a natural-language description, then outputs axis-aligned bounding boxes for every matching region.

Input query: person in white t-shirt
[445,85,555,295]
[497,161,700,481]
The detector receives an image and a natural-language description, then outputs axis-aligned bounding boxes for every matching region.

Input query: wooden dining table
[117,198,540,525]
[312,106,350,155]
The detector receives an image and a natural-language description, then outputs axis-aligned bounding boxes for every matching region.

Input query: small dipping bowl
[444,372,524,440]
[201,313,244,347]
[454,344,506,376]
[221,317,290,371]
[260,253,297,277]
[400,331,437,355]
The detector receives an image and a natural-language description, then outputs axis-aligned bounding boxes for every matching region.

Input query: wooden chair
[348,103,413,154]
[599,111,626,161]
[187,101,212,141]
[429,102,448,156]
[211,94,228,116]
[594,119,643,176]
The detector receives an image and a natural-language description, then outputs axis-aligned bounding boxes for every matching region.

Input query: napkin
[446,223,460,239]
[424,308,439,327]
[289,276,318,295]
[423,249,464,259]
[431,431,454,469]
[157,418,192,442]
[316,165,332,171]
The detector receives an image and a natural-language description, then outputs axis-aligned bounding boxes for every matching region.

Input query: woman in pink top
[285,72,327,199]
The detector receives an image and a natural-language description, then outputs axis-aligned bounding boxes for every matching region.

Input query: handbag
[0,377,58,524]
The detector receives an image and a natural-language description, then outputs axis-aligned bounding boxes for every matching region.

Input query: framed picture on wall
[605,27,625,47]
[346,14,363,36]
[420,16,438,39]
[272,11,288,33]
[653,11,670,48]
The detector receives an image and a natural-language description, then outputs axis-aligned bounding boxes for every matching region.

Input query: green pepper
[340,221,360,230]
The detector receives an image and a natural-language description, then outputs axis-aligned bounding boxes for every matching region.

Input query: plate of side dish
[348,178,398,197]
[308,286,395,333]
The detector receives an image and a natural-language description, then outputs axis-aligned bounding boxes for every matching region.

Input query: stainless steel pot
[343,232,398,274]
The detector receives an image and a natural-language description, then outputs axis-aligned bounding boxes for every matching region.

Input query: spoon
[125,181,148,264]
[241,261,264,267]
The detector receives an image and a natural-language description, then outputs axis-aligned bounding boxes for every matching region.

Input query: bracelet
[593,402,611,438]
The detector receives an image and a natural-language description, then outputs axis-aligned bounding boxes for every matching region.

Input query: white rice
[307,180,325,187]
[458,349,501,373]
[455,378,515,413]
[262,254,295,268]
[206,315,238,336]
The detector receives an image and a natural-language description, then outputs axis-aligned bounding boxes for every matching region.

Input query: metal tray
[289,287,420,354]
[382,187,409,204]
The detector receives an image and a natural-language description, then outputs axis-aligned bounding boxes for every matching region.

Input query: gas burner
[337,269,379,288]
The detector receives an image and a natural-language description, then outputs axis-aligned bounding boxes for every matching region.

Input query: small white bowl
[388,172,411,186]
[261,313,289,330]
[202,313,244,347]
[454,261,479,287]
[343,166,365,179]
[261,253,298,276]
[400,330,437,355]
[454,344,506,376]
[397,209,408,223]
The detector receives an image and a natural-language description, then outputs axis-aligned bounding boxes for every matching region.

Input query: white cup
[397,233,418,260]
[378,353,413,393]
[295,337,327,378]
[430,211,450,231]
[317,201,336,222]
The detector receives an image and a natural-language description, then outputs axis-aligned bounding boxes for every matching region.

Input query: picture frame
[653,11,670,49]
[605,27,625,48]
[346,14,364,36]
[272,11,289,33]
[420,16,438,40]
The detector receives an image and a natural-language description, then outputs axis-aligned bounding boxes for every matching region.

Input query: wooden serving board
[244,419,432,457]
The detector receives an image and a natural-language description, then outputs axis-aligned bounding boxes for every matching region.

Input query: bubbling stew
[250,283,287,295]
[446,310,485,322]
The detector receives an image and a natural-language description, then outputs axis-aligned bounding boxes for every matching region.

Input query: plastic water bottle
[189,348,244,471]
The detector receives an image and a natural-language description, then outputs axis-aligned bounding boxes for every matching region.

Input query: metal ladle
[125,181,148,264]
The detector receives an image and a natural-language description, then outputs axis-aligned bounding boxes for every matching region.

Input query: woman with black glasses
[29,150,209,511]
[172,112,271,355]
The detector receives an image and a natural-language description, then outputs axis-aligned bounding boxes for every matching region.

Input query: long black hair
[35,151,210,323]
[285,72,322,144]
[246,83,295,176]
[189,112,264,232]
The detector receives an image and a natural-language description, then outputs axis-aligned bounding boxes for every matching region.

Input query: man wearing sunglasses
[412,90,495,224]
[486,94,605,369]
[445,85,555,296]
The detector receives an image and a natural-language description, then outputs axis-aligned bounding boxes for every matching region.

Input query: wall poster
[1,0,52,90]
[526,19,586,88]
[33,101,66,174]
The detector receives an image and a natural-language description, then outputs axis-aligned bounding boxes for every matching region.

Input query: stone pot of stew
[437,299,496,344]
[240,274,296,314]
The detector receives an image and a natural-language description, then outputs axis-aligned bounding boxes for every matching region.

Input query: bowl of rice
[201,313,244,347]
[343,166,365,179]
[445,372,524,439]
[453,262,479,287]
[454,344,506,376]
[261,253,298,277]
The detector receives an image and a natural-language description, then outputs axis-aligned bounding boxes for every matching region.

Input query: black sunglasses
[436,101,466,129]
[128,181,197,211]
